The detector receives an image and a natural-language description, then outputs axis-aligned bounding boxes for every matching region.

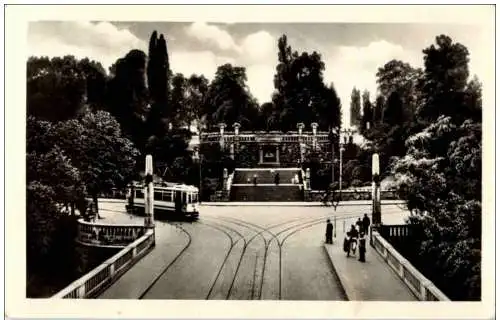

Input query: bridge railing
[305,189,399,202]
[52,229,155,299]
[77,219,148,247]
[200,132,332,144]
[370,229,449,301]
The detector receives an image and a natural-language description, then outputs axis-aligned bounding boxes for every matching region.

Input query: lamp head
[372,153,380,176]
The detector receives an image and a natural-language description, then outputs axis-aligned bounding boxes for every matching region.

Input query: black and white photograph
[5,3,496,319]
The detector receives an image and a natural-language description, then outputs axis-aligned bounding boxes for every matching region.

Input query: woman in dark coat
[325,219,333,244]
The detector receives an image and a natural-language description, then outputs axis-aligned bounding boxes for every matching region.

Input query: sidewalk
[323,240,417,301]
[201,200,405,207]
[98,223,190,299]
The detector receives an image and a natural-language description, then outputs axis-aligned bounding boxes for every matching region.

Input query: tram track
[138,223,192,299]
[213,208,407,300]
[101,203,407,300]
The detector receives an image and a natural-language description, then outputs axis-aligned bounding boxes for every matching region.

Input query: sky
[27,21,491,127]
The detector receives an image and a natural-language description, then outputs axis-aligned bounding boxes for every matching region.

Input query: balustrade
[53,229,155,299]
[77,219,147,247]
[370,230,449,301]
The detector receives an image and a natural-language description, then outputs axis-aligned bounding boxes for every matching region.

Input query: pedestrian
[253,174,258,186]
[356,217,363,233]
[358,232,367,262]
[343,232,350,254]
[274,172,280,185]
[362,213,371,234]
[325,219,333,244]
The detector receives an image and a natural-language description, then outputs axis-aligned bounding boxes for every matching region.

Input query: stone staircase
[230,168,304,202]
[232,168,300,184]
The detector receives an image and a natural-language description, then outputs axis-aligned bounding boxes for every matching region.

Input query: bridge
[52,198,448,301]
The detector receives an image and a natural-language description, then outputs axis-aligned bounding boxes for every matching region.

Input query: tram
[128,183,200,220]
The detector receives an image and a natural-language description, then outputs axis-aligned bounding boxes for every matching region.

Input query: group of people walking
[325,213,371,263]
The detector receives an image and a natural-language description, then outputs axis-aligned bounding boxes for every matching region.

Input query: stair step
[230,185,304,202]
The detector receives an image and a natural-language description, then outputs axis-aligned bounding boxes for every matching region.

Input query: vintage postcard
[5,3,496,319]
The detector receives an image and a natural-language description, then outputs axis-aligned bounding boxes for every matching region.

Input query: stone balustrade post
[218,123,226,149]
[233,122,240,155]
[77,282,86,298]
[109,263,115,277]
[311,123,318,150]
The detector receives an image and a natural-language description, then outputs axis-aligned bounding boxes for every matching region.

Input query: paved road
[98,201,409,300]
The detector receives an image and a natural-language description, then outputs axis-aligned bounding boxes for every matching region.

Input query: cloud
[184,22,239,52]
[28,21,146,70]
[183,22,278,103]
[239,30,277,64]
[245,63,276,103]
[170,50,235,80]
[324,40,422,127]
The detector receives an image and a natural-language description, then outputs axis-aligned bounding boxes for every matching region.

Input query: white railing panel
[371,231,450,301]
[52,229,155,299]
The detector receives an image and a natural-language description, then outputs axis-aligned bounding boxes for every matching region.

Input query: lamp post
[193,147,202,204]
[144,154,155,228]
[329,127,338,188]
[372,153,381,226]
[338,128,354,201]
[297,123,305,164]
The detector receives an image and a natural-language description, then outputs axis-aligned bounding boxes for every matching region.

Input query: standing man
[325,219,333,244]
[253,173,258,186]
[363,213,371,234]
[358,231,367,262]
[356,217,363,232]
[275,172,280,185]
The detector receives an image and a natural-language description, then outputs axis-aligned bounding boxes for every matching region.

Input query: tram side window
[182,192,187,204]
[154,191,162,201]
[193,193,198,203]
[165,191,172,202]
[136,190,144,198]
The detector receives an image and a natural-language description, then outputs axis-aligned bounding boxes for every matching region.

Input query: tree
[419,35,473,124]
[392,116,481,300]
[361,90,373,131]
[271,35,342,131]
[27,148,85,212]
[350,88,361,128]
[373,95,384,125]
[257,102,276,131]
[205,64,259,130]
[147,31,171,136]
[106,50,149,148]
[186,74,209,129]
[383,91,404,127]
[27,56,107,122]
[80,111,139,210]
[376,59,423,121]
[50,111,139,212]
[170,73,188,128]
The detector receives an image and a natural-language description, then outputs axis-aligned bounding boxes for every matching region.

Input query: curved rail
[138,225,192,299]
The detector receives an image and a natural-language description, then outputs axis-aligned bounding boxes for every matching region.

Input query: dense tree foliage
[147,31,171,138]
[349,88,361,128]
[386,35,482,300]
[26,111,138,296]
[106,49,149,148]
[27,56,107,121]
[271,35,342,131]
[203,64,259,130]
